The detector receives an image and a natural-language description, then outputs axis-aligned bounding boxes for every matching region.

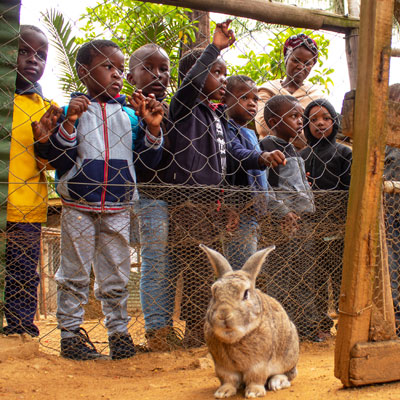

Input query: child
[165,22,285,347]
[3,25,58,337]
[38,39,164,360]
[300,98,352,340]
[161,21,234,347]
[222,75,296,270]
[259,95,318,341]
[126,44,182,351]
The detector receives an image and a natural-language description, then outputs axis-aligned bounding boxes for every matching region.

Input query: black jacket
[163,44,232,186]
[300,99,352,190]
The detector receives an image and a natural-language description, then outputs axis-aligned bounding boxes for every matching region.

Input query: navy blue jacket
[163,44,231,186]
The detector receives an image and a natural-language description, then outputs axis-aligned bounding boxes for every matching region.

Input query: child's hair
[389,83,400,103]
[75,39,121,72]
[264,95,299,128]
[226,75,255,95]
[129,43,166,71]
[178,47,205,82]
[20,24,46,36]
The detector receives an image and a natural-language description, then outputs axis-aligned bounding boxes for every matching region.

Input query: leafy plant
[79,1,197,94]
[227,27,333,93]
[41,9,85,95]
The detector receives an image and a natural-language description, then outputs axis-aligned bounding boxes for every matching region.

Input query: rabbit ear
[200,244,232,278]
[241,246,276,282]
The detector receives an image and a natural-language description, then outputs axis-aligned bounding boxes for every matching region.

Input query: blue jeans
[135,198,174,331]
[223,215,258,271]
[4,222,41,336]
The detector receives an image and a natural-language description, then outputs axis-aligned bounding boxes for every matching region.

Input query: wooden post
[345,0,359,89]
[334,0,394,387]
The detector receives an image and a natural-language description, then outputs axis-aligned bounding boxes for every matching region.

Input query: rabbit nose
[217,307,233,321]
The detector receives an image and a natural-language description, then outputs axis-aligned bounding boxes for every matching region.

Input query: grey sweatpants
[56,206,131,338]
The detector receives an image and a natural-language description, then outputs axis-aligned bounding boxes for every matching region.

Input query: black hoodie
[300,99,352,190]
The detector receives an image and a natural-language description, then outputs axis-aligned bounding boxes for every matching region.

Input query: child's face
[81,47,125,102]
[308,105,334,139]
[202,58,227,101]
[285,46,316,85]
[271,102,304,143]
[16,29,48,89]
[127,48,170,99]
[224,82,258,126]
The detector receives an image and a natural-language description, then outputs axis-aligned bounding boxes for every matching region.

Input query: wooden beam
[369,205,397,342]
[342,92,400,148]
[142,0,359,33]
[334,0,394,388]
[349,340,400,386]
[392,48,400,57]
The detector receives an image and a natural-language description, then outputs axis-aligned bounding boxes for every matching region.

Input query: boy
[259,95,318,341]
[39,39,164,360]
[165,21,284,347]
[3,25,57,337]
[300,99,352,340]
[126,44,182,351]
[223,75,296,270]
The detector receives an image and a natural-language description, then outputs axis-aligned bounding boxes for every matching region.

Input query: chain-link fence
[0,0,397,361]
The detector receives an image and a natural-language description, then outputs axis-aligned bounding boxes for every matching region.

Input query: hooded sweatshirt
[300,99,352,191]
[42,93,163,213]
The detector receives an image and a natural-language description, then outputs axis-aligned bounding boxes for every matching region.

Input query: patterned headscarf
[283,33,318,62]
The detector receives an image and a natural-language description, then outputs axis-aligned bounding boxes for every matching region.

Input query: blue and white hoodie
[46,93,163,213]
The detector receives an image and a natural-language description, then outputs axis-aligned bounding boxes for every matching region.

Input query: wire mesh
[0,0,395,361]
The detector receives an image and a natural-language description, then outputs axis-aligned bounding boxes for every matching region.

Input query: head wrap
[283,33,318,61]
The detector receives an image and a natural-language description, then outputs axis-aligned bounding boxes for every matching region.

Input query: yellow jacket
[7,90,55,223]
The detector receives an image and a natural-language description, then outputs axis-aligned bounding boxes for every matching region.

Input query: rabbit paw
[267,374,291,391]
[214,383,237,398]
[245,383,266,398]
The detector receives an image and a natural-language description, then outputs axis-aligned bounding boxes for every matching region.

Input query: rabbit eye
[243,289,249,300]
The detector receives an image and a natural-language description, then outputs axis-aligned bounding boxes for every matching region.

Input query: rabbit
[200,244,299,399]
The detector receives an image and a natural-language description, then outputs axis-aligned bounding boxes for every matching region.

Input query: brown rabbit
[200,244,299,398]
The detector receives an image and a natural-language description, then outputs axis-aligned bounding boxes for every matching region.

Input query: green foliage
[228,27,333,93]
[41,9,86,95]
[80,1,197,94]
[44,3,334,98]
[43,2,197,97]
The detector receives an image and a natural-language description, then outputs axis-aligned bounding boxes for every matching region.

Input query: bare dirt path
[1,335,400,400]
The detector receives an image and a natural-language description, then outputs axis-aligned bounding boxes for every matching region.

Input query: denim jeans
[135,198,174,331]
[5,222,41,335]
[223,215,258,271]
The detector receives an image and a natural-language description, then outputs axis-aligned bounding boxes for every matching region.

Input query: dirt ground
[2,327,400,400]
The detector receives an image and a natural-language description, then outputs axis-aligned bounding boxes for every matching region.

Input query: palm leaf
[41,9,85,96]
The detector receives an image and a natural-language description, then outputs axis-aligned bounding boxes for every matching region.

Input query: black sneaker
[108,332,136,360]
[60,328,107,360]
[3,324,39,337]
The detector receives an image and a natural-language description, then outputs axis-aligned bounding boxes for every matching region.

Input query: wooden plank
[349,340,400,386]
[369,205,397,342]
[143,0,359,33]
[334,0,394,388]
[342,91,400,148]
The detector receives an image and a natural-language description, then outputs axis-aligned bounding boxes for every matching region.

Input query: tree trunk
[184,10,210,49]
